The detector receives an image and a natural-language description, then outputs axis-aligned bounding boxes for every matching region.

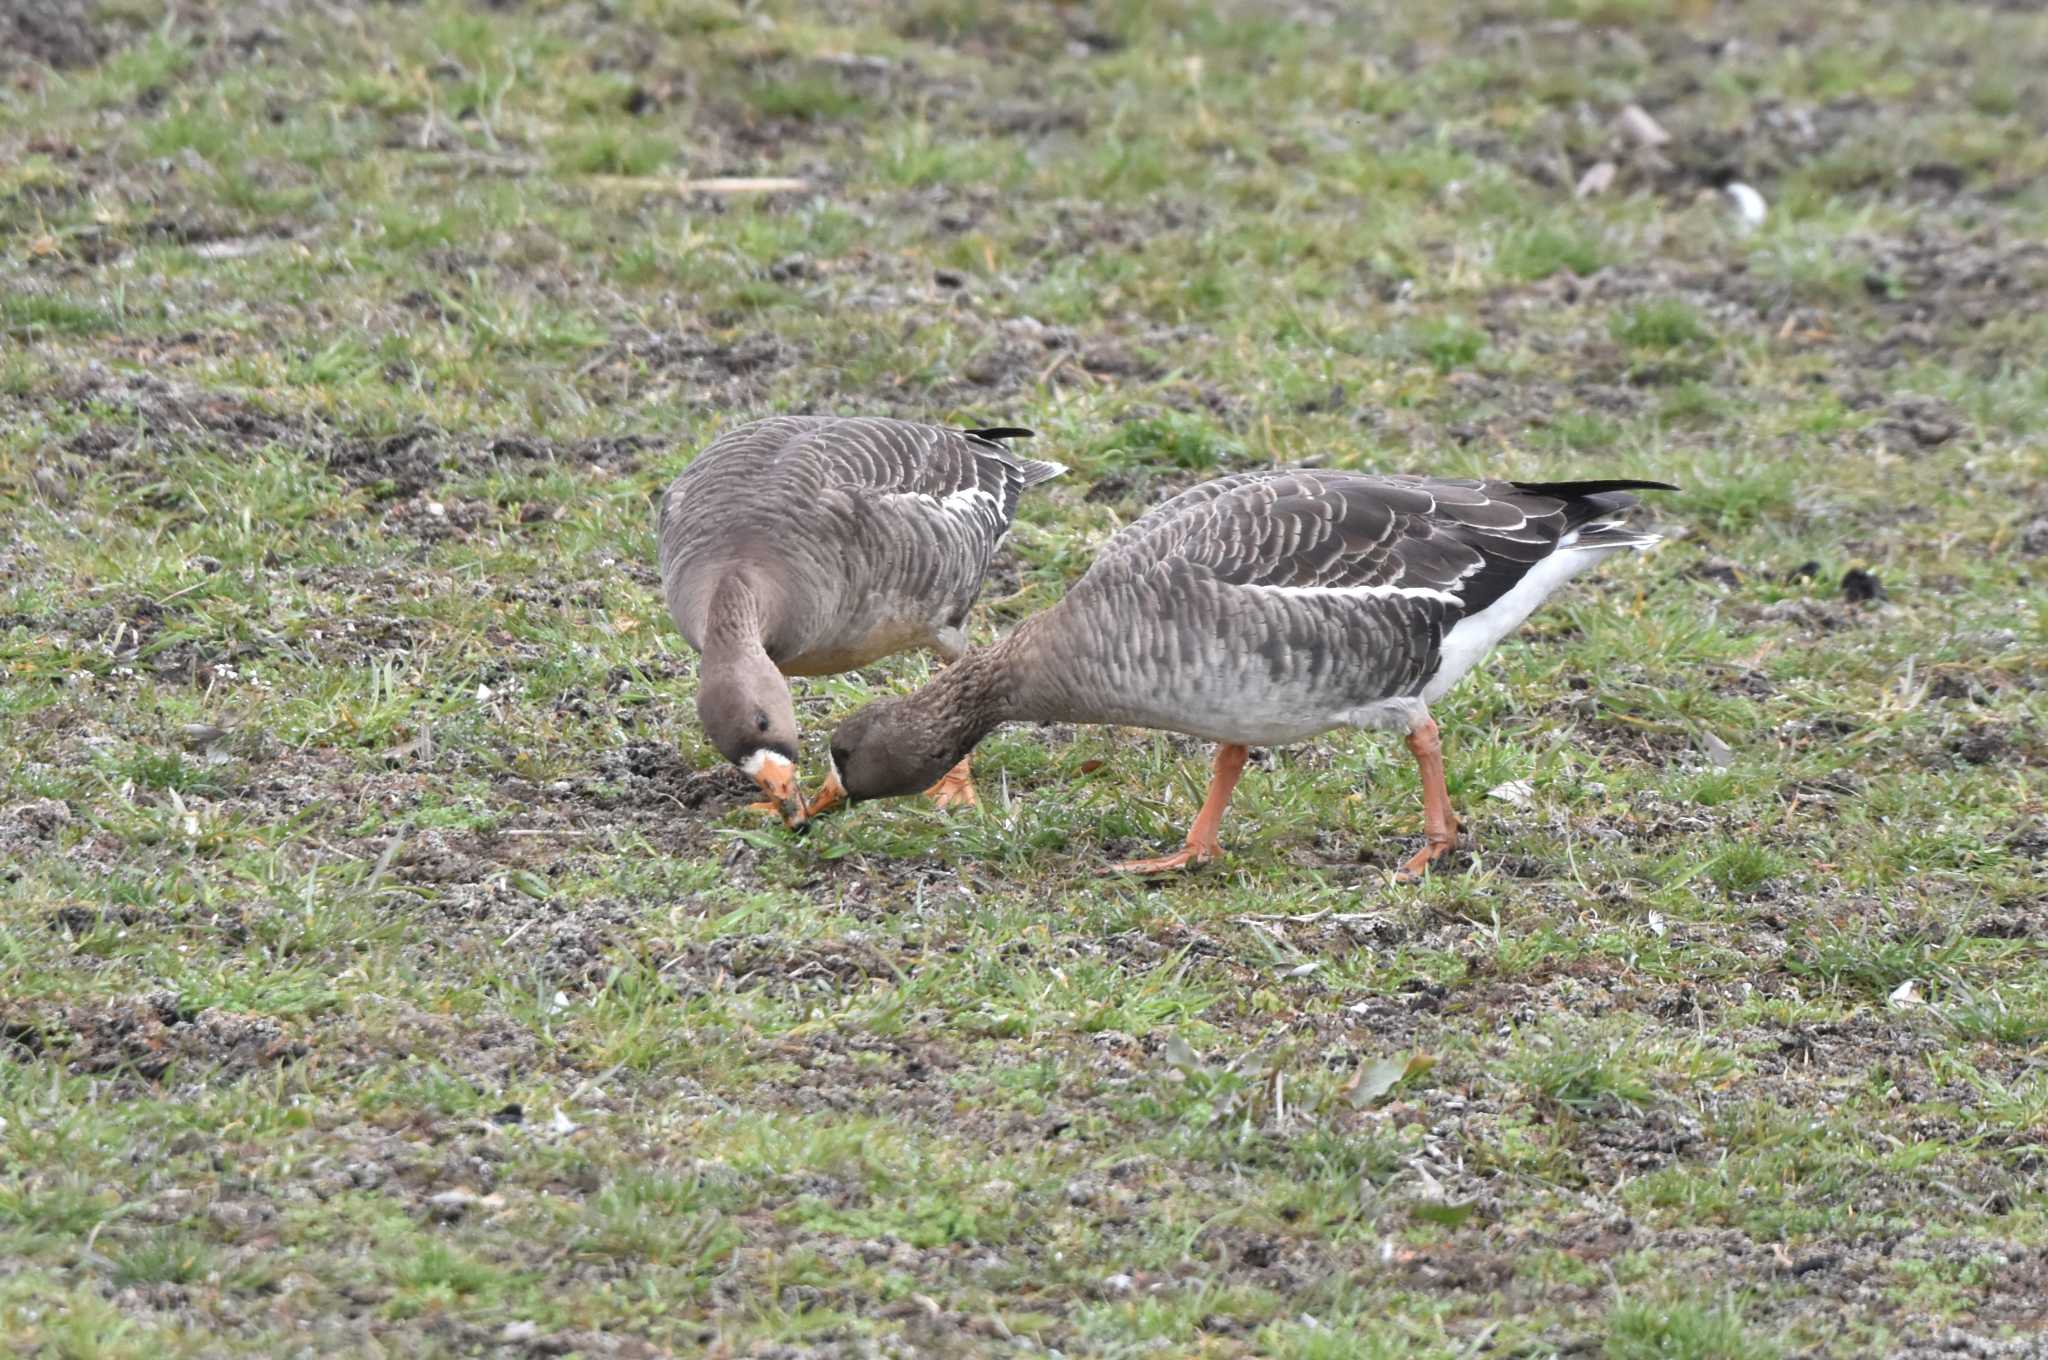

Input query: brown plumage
[656,415,1063,821]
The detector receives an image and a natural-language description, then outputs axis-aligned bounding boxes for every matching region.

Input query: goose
[806,471,1674,876]
[656,415,1065,823]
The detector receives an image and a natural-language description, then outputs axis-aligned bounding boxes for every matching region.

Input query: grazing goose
[808,471,1674,875]
[657,415,1065,823]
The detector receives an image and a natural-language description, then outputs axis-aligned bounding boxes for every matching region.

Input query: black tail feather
[964,426,1036,444]
[1509,478,1679,497]
[1511,478,1677,533]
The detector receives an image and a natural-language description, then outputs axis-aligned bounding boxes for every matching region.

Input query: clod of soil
[1841,568,1888,604]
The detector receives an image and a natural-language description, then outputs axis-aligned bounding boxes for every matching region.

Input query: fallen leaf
[589,175,811,195]
[1230,1041,1286,1081]
[194,237,274,260]
[1343,1052,1435,1108]
[1487,779,1535,808]
[1888,978,1922,1008]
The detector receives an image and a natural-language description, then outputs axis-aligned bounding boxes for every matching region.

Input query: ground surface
[3,1,2046,1356]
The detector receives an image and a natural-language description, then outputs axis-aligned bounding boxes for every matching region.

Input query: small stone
[1102,1272,1136,1296]
[1616,103,1671,148]
[1574,160,1617,198]
[2019,517,2048,557]
[1724,182,1767,230]
[430,1188,504,1221]
[180,723,229,750]
[206,1200,266,1236]
[428,1189,480,1219]
[500,1321,540,1343]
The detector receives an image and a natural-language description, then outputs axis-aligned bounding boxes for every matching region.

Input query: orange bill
[742,750,806,827]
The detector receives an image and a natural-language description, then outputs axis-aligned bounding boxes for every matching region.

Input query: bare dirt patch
[327,428,653,500]
[0,1,138,73]
[2,991,305,1083]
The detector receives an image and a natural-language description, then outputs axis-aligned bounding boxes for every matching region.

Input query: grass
[1606,1294,1780,1360]
[1613,299,1715,352]
[2,0,2047,1355]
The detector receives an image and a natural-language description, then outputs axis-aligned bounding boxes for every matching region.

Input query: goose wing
[1094,470,1667,617]
[660,417,1063,571]
[807,420,1063,553]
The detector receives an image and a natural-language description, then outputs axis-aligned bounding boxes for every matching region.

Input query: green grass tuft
[1613,299,1713,351]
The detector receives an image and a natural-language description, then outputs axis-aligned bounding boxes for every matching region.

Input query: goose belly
[1115,663,1420,744]
[1029,589,1437,745]
[777,606,940,676]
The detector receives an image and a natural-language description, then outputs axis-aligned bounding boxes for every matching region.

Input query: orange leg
[923,754,978,810]
[1396,716,1461,880]
[1109,744,1250,874]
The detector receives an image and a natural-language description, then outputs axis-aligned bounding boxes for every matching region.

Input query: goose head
[697,650,803,825]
